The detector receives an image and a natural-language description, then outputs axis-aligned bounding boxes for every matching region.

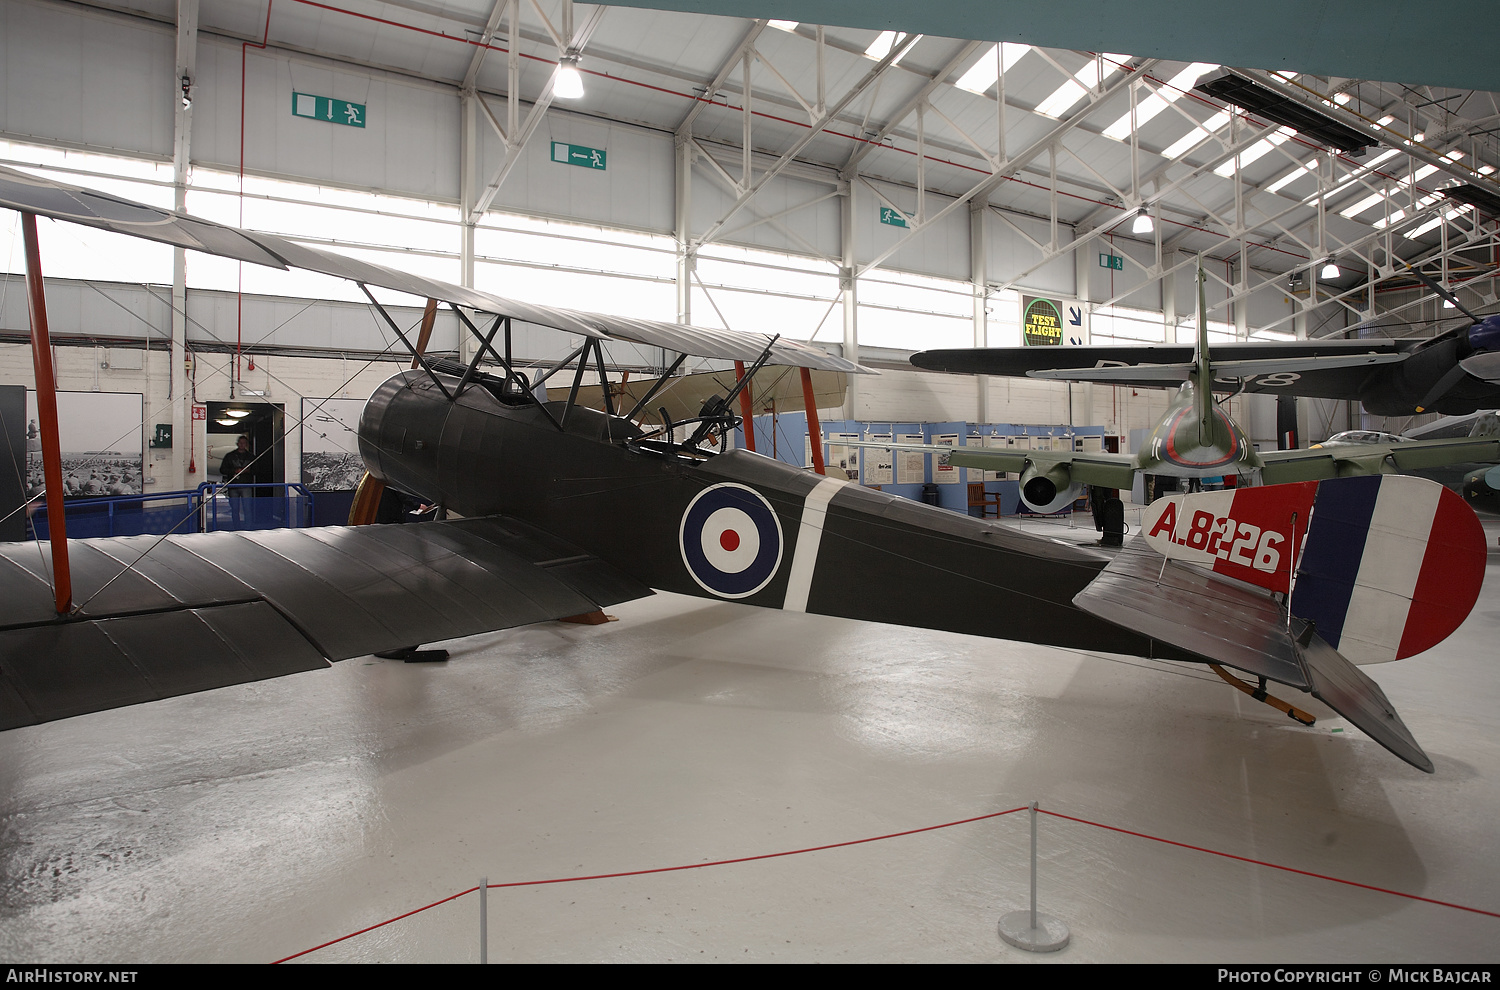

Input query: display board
[826,432,861,481]
[300,397,367,491]
[896,433,925,484]
[25,391,143,497]
[931,433,961,484]
[862,433,894,486]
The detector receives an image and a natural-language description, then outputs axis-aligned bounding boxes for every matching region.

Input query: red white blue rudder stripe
[679,483,784,599]
[1142,475,1485,663]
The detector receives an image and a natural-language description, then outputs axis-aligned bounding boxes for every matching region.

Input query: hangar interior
[3,0,1500,963]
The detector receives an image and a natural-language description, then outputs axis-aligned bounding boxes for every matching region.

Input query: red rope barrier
[271,806,1027,962]
[274,802,1498,962]
[1037,808,1500,919]
[271,886,481,964]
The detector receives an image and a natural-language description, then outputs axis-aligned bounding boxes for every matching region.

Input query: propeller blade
[1414,362,1472,412]
[1402,262,1482,323]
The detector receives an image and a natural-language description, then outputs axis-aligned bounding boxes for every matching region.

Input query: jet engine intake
[1019,462,1081,514]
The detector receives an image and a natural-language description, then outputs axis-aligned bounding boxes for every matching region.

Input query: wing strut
[734,361,757,452]
[358,284,453,401]
[349,297,441,525]
[447,305,565,433]
[21,212,71,615]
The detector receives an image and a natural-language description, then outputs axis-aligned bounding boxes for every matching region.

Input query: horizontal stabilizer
[1074,546,1434,772]
[0,517,652,730]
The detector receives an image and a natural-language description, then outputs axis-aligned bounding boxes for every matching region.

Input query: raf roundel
[679,483,784,599]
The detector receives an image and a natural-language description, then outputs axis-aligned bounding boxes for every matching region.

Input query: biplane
[0,165,1487,774]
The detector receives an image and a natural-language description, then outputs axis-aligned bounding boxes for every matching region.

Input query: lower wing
[0,517,652,731]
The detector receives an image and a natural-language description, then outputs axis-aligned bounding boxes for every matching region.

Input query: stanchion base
[997,910,1070,952]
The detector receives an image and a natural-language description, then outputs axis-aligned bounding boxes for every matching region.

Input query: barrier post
[479,877,487,964]
[997,801,1070,952]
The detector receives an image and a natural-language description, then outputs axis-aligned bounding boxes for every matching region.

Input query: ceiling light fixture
[1131,209,1154,234]
[227,409,251,418]
[1320,259,1341,280]
[1443,297,1456,309]
[214,417,238,426]
[554,54,584,100]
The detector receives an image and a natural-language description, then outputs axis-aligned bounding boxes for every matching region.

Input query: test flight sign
[1020,294,1088,346]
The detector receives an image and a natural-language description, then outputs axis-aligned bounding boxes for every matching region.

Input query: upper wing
[1259,435,1500,484]
[911,343,1410,398]
[0,165,865,375]
[0,517,652,731]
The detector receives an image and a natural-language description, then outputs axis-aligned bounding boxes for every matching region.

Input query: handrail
[27,483,315,538]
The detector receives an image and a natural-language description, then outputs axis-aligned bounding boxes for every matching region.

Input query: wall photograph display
[300,397,368,491]
[25,391,144,497]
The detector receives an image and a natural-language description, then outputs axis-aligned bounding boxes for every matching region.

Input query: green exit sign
[1099,253,1124,270]
[552,141,607,169]
[879,206,908,228]
[292,92,366,127]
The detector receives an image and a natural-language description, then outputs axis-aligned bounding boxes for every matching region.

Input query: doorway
[206,401,285,486]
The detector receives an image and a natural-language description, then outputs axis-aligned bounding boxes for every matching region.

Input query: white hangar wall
[0,0,1363,493]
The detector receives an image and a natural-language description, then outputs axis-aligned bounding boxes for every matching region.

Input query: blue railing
[27,483,315,539]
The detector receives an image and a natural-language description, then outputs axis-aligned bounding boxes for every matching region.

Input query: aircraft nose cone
[1468,314,1500,352]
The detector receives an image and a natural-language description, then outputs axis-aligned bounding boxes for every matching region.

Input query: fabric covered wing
[1073,546,1433,772]
[0,517,652,730]
[0,166,865,375]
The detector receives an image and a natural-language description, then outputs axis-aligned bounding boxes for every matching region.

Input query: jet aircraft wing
[0,517,652,731]
[0,165,865,375]
[911,342,1411,399]
[1258,435,1500,484]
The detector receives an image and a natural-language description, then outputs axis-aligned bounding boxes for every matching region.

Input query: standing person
[220,435,256,528]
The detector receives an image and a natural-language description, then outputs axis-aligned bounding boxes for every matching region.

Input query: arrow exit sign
[552,142,607,169]
[292,92,365,127]
[1099,253,1124,270]
[879,206,908,228]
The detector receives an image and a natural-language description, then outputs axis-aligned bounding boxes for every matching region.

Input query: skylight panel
[767,20,799,32]
[864,30,920,65]
[1212,126,1295,176]
[1032,53,1130,118]
[1267,159,1317,193]
[1160,110,1230,159]
[1405,205,1469,239]
[1339,191,1387,218]
[954,42,1030,94]
[1102,62,1218,140]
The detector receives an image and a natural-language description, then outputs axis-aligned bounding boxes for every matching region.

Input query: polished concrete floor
[2,515,1498,963]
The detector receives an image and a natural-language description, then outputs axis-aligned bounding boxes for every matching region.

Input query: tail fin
[1142,474,1486,663]
[1194,266,1213,438]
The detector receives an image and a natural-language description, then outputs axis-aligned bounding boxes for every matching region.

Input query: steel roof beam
[842,40,984,170]
[676,19,767,136]
[853,59,1158,279]
[469,3,605,221]
[691,32,920,250]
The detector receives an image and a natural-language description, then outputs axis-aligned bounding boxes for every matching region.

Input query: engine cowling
[1019,461,1081,514]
